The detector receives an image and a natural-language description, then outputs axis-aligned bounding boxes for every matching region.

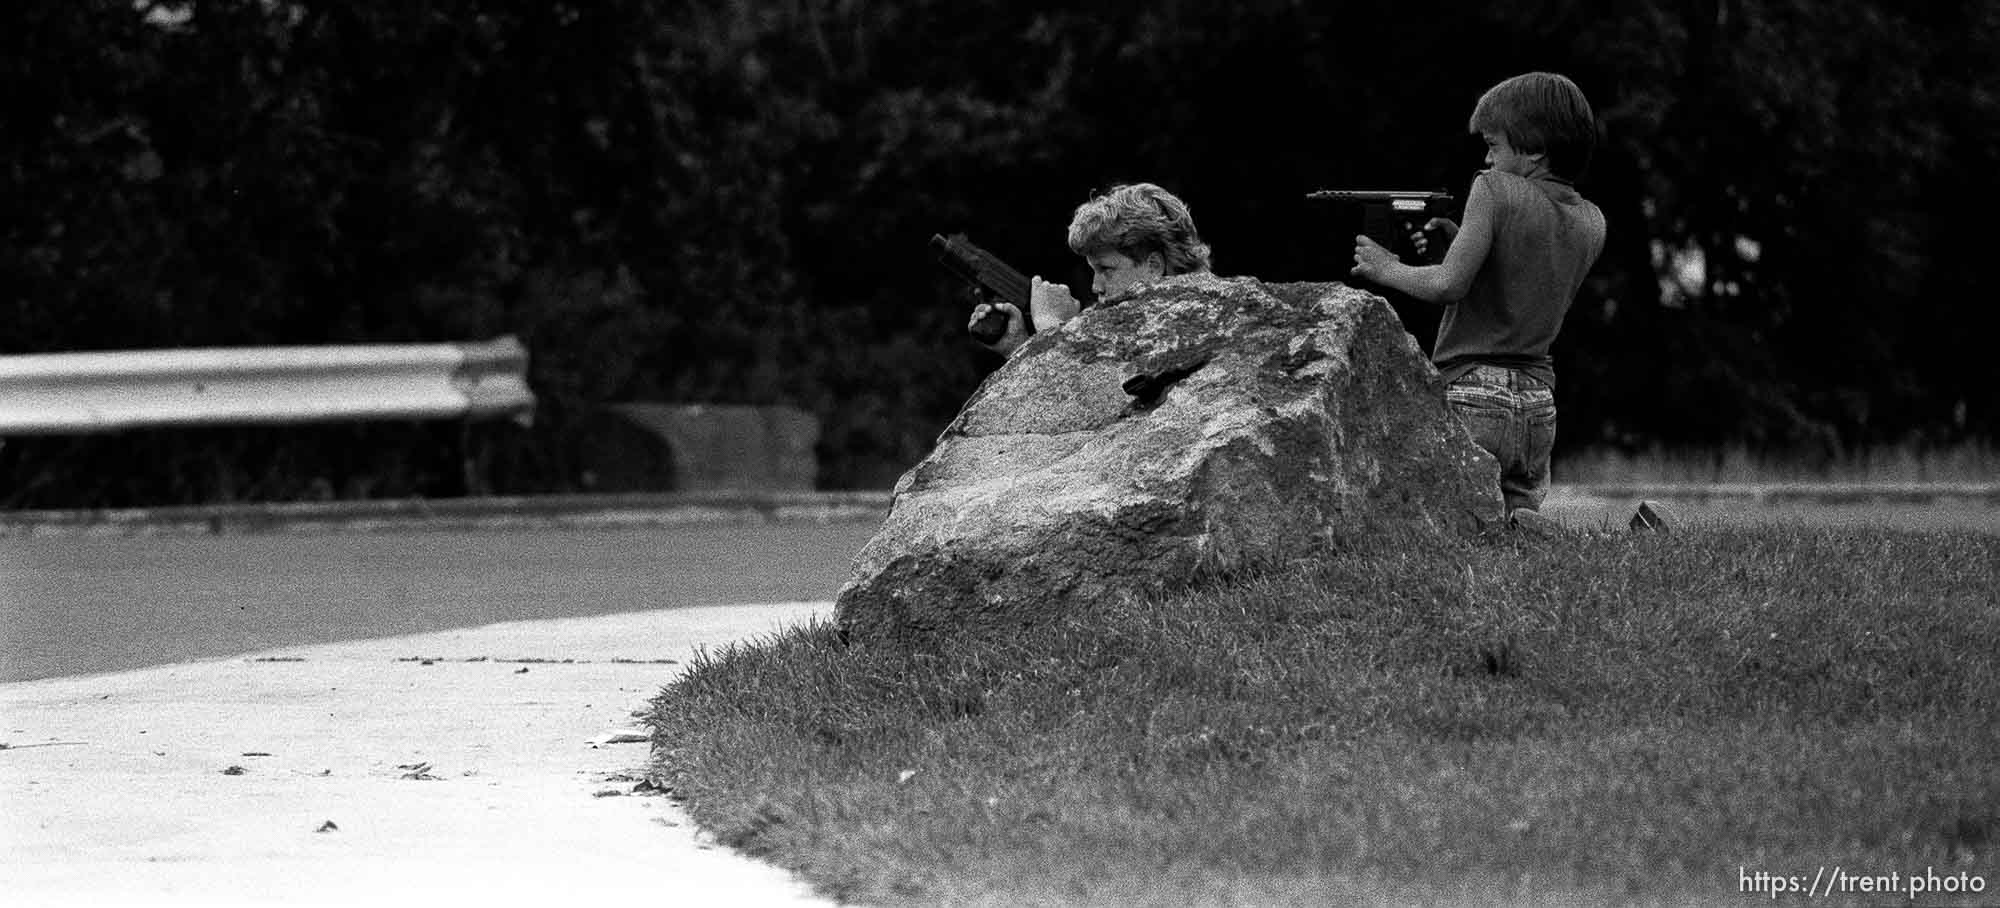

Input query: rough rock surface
[835,274,1501,640]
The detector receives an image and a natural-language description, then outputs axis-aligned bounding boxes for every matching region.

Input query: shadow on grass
[646,524,1999,907]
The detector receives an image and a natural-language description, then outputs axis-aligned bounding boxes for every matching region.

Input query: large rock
[834,274,1501,640]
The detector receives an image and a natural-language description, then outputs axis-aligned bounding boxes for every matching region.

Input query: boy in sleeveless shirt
[1350,72,1612,529]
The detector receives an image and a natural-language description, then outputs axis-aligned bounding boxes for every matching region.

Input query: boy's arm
[1351,173,1497,304]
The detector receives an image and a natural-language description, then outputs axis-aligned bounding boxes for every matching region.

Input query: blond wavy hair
[1066,183,1212,275]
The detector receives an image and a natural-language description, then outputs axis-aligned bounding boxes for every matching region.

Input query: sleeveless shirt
[1432,170,1606,388]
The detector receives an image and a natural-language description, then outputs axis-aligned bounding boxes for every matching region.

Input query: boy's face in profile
[1085,249,1165,301]
[1480,130,1544,178]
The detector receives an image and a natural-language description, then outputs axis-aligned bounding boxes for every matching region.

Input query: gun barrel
[1306,189,1453,202]
[930,232,1031,307]
[929,234,974,278]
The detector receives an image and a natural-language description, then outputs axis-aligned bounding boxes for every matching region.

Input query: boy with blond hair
[971,182,1212,356]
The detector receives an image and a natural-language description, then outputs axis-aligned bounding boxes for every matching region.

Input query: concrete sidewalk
[0,602,839,908]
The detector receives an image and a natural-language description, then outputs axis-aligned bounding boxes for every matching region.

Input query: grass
[1557,440,2000,485]
[645,522,1999,906]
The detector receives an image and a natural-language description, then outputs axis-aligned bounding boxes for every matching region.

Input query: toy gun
[1306,189,1456,264]
[930,233,1034,346]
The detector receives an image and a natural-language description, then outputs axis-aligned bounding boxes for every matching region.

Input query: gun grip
[1417,222,1450,264]
[1360,207,1399,254]
[969,306,1011,346]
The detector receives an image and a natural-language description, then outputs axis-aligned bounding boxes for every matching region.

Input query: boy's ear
[1143,251,1167,276]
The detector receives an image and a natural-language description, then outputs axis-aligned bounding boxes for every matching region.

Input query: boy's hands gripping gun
[930,233,1034,345]
[1306,189,1457,264]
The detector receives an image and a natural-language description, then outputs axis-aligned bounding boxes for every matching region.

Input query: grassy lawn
[1557,440,2000,485]
[645,522,1999,906]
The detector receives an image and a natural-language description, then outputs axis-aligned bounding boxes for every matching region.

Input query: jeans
[1446,365,1555,513]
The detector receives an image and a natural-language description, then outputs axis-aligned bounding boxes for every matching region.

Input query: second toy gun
[930,232,1034,345]
[1306,188,1456,264]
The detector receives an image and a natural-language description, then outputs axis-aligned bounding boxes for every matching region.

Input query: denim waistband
[1463,364,1549,391]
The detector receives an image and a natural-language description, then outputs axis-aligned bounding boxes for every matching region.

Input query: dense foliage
[4,0,1995,504]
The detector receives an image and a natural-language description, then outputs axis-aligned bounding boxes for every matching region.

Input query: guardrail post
[458,417,494,497]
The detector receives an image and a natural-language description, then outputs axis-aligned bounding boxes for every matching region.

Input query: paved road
[0,521,882,682]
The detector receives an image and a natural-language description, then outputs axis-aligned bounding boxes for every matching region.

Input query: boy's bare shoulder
[1469,170,1537,213]
[1479,169,1591,208]
[1472,169,1535,194]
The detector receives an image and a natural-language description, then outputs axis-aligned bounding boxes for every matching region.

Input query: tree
[2,0,1993,505]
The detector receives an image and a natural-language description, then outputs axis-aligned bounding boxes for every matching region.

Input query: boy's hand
[969,299,1029,354]
[1029,276,1081,327]
[1409,217,1459,261]
[1351,234,1398,281]
[970,278,1080,356]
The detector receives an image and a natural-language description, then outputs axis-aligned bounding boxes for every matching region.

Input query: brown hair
[1469,72,1599,181]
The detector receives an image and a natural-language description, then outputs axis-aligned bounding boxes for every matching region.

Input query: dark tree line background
[3,0,1995,506]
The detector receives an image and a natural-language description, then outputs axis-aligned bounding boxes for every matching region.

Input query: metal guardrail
[0,336,534,434]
